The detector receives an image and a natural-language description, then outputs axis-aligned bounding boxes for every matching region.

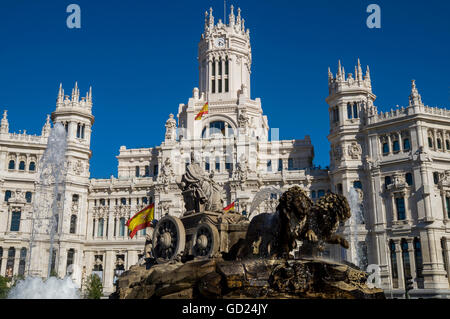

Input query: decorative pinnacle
[2,110,7,120]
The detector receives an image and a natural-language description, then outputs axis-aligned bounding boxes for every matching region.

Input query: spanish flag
[223,201,235,212]
[195,102,208,120]
[126,203,154,239]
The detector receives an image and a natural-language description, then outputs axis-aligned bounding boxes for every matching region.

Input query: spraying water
[346,187,368,269]
[27,122,68,277]
[8,276,80,299]
[248,186,283,219]
[12,122,80,299]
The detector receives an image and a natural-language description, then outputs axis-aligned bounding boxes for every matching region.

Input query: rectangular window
[396,197,406,220]
[288,158,294,170]
[218,79,222,93]
[205,157,210,171]
[215,157,220,172]
[353,104,358,118]
[318,190,325,198]
[446,197,450,219]
[212,79,215,93]
[145,166,150,177]
[267,160,272,172]
[278,159,283,171]
[153,164,158,176]
[10,211,21,231]
[347,104,352,119]
[225,79,229,92]
[225,60,229,75]
[135,166,140,177]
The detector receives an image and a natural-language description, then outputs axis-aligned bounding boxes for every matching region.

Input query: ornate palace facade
[0,6,449,298]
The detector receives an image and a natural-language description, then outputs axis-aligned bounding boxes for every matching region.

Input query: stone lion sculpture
[236,186,313,259]
[304,193,351,251]
[234,186,352,259]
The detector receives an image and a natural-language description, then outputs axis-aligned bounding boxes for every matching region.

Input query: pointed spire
[209,7,214,27]
[337,60,342,79]
[409,79,422,106]
[242,18,245,32]
[357,58,363,81]
[229,4,235,27]
[342,67,345,80]
[204,10,208,29]
[365,65,371,80]
[57,83,64,105]
[237,7,241,29]
[328,67,333,81]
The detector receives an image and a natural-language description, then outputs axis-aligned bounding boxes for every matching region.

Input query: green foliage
[49,270,59,278]
[85,274,103,299]
[10,275,25,289]
[0,276,10,299]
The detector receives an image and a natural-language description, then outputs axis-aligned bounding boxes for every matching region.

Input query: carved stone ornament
[347,142,362,159]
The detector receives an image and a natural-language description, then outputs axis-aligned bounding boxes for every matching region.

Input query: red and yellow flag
[126,203,154,239]
[195,102,208,120]
[223,201,235,212]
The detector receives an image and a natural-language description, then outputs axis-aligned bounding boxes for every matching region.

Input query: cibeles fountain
[112,154,384,299]
[8,123,80,299]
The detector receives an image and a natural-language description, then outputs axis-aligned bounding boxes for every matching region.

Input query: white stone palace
[0,6,449,298]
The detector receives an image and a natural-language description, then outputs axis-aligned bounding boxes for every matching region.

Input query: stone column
[407,238,417,287]
[0,256,6,276]
[394,240,405,290]
[107,214,114,240]
[421,229,449,289]
[103,250,114,292]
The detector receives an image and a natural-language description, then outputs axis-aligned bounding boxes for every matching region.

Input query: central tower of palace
[198,6,252,101]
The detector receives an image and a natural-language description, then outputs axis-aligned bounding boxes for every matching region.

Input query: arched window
[29,162,36,171]
[428,137,433,148]
[70,215,77,234]
[401,239,411,278]
[10,211,21,231]
[389,241,398,287]
[81,125,85,139]
[392,140,400,153]
[18,248,27,276]
[19,161,25,171]
[76,123,81,138]
[347,103,352,119]
[353,103,358,119]
[6,247,15,278]
[4,190,11,202]
[437,139,442,149]
[100,198,106,206]
[414,238,423,278]
[395,197,406,220]
[203,121,227,138]
[8,160,15,170]
[120,198,127,206]
[403,138,411,151]
[144,165,150,177]
[446,140,450,150]
[119,218,126,237]
[97,218,104,237]
[382,143,389,155]
[26,192,32,203]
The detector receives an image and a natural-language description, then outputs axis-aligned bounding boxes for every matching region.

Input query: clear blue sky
[0,0,448,178]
